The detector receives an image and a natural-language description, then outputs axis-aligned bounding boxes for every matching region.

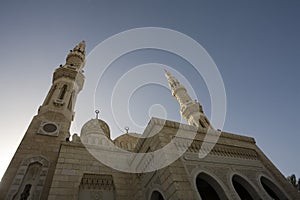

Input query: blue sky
[0,0,299,179]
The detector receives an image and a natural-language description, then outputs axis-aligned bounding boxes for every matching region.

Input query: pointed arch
[195,172,227,200]
[260,176,289,200]
[13,162,42,200]
[231,174,261,200]
[150,191,165,200]
[148,187,166,200]
[6,156,49,200]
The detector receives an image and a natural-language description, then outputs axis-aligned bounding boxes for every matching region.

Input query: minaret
[165,70,212,129]
[0,41,86,199]
[39,40,86,122]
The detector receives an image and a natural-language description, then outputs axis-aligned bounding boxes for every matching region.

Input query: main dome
[80,118,110,139]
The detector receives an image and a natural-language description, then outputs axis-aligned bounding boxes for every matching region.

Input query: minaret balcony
[53,67,84,84]
[181,103,202,116]
[53,99,64,106]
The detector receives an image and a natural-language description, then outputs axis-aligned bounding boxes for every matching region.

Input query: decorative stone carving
[78,174,115,200]
[79,174,115,191]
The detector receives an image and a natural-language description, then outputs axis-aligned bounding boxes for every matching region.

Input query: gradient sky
[0,0,299,180]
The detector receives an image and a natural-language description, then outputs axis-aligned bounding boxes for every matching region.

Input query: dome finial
[95,110,100,119]
[124,126,129,133]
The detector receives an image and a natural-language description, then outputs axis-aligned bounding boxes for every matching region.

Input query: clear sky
[0,0,299,180]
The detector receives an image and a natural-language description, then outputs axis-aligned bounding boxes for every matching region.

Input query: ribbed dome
[80,118,110,139]
[114,133,140,151]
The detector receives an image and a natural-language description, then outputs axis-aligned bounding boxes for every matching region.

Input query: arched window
[150,191,164,200]
[6,156,49,200]
[44,85,56,105]
[59,84,68,100]
[67,91,74,110]
[260,176,288,200]
[232,175,260,200]
[13,162,42,200]
[196,173,227,200]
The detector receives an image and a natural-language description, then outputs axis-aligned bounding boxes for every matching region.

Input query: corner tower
[165,70,212,129]
[0,41,86,199]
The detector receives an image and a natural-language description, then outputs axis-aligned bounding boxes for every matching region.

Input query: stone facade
[0,42,299,200]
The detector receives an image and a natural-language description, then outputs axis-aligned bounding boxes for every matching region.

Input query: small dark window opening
[199,120,205,128]
[59,84,67,100]
[20,184,32,200]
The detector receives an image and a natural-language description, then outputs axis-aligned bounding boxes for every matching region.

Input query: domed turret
[114,132,140,152]
[80,118,110,139]
[80,110,110,139]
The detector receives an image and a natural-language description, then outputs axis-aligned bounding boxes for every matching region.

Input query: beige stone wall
[47,141,135,200]
[132,118,300,200]
[0,113,71,200]
[3,116,299,200]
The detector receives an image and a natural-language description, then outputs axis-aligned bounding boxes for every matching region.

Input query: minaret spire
[165,70,212,129]
[39,41,86,122]
[66,40,86,70]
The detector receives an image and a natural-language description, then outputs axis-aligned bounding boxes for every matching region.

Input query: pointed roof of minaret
[65,40,86,69]
[164,69,182,86]
[164,69,172,79]
[73,40,86,54]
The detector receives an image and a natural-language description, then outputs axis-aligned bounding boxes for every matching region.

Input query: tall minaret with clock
[0,41,86,199]
[165,70,213,129]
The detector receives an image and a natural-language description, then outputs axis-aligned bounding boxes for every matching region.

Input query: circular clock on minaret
[38,122,60,136]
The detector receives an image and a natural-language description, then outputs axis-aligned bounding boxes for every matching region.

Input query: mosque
[0,41,299,200]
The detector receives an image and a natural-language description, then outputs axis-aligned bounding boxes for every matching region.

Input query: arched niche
[260,176,288,200]
[196,172,227,200]
[6,156,49,200]
[232,174,261,200]
[150,190,165,200]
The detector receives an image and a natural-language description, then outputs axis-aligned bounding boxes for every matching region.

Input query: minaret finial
[164,69,172,78]
[95,110,100,119]
[125,126,129,133]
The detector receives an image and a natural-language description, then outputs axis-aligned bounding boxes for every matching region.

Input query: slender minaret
[39,40,86,122]
[165,70,212,129]
[0,41,86,199]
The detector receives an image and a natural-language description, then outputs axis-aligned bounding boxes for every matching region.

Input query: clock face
[43,123,58,133]
[38,122,59,136]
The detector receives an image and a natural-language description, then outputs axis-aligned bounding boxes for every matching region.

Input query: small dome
[80,118,110,139]
[114,133,141,151]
